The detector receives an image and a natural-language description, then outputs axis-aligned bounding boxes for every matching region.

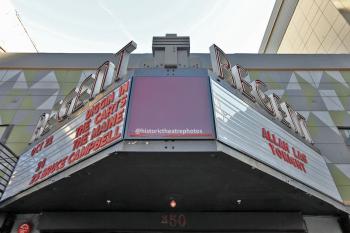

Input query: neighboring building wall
[278,0,350,53]
[331,0,350,24]
[260,0,350,54]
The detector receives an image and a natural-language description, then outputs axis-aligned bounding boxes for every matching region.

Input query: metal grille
[0,143,17,199]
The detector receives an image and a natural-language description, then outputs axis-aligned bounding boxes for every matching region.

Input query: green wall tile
[295,74,318,108]
[329,111,347,126]
[328,164,350,203]
[0,110,16,124]
[6,142,27,156]
[23,70,40,87]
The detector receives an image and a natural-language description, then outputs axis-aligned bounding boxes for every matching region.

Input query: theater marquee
[209,45,313,144]
[1,81,130,200]
[209,45,341,201]
[0,42,342,205]
[1,41,136,201]
[211,80,341,201]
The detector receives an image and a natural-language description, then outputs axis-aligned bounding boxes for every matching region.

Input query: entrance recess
[38,212,306,233]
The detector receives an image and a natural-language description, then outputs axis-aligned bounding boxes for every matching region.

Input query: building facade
[260,0,350,53]
[0,35,349,232]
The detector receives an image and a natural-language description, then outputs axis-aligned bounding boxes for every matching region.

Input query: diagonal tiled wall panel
[0,69,94,155]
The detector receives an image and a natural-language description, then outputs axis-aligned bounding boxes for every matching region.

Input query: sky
[6,0,275,53]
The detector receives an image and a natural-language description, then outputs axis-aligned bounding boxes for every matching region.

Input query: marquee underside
[0,145,345,215]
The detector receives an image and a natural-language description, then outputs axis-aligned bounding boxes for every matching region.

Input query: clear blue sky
[12,0,275,53]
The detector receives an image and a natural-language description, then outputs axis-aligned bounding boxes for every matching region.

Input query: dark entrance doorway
[38,212,306,233]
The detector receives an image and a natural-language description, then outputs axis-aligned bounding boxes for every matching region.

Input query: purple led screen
[126,76,215,139]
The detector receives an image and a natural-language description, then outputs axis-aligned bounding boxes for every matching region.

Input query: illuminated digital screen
[126,76,215,139]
